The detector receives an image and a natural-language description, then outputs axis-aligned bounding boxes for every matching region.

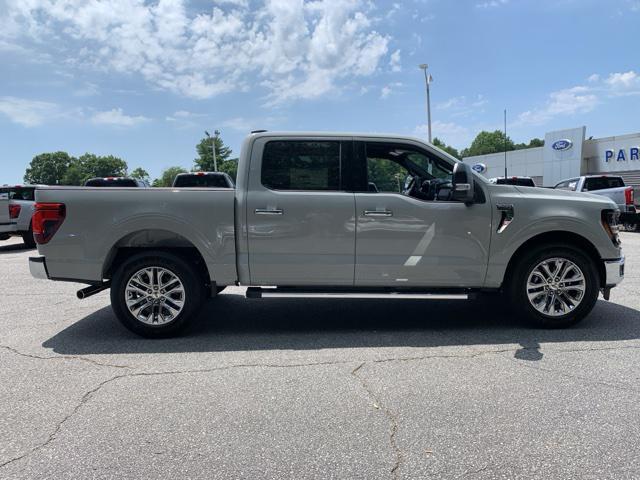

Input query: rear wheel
[509,245,599,328]
[22,223,36,248]
[110,251,205,338]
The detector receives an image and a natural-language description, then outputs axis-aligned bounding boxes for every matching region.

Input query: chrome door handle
[255,208,283,215]
[363,210,393,217]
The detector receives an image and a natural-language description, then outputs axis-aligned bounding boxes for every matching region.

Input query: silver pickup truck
[0,185,39,247]
[29,132,625,337]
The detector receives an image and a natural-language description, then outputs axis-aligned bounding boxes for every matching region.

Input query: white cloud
[436,94,487,116]
[587,73,600,83]
[516,86,598,126]
[389,49,401,72]
[605,70,640,95]
[380,82,403,99]
[414,121,472,149]
[91,108,149,126]
[2,0,391,104]
[0,96,60,127]
[476,0,508,8]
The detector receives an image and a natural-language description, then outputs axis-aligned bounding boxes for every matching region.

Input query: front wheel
[509,245,599,328]
[110,251,205,338]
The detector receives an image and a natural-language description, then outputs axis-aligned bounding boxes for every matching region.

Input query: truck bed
[35,187,237,284]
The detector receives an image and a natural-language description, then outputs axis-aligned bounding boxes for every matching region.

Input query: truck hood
[513,186,618,209]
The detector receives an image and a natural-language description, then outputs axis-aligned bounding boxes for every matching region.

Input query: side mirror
[452,162,475,204]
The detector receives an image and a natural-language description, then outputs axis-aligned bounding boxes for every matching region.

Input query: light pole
[204,130,218,172]
[418,64,433,143]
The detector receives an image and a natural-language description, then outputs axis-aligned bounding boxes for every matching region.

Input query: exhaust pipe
[77,282,111,300]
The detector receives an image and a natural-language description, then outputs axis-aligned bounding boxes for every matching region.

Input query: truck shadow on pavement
[0,242,34,253]
[42,293,640,361]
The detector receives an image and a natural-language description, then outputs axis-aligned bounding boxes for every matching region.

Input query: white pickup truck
[29,132,625,337]
[554,175,637,230]
[0,185,38,247]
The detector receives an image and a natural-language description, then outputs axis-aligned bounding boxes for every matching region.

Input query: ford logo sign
[552,139,573,151]
[472,163,487,174]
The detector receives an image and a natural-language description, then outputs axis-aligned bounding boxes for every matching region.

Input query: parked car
[489,176,536,187]
[30,132,624,337]
[554,175,638,231]
[84,177,149,187]
[0,184,42,247]
[172,172,235,188]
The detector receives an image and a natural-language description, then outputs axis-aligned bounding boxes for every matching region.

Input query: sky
[1,0,639,184]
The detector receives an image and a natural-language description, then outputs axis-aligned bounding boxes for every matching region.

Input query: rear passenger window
[262,141,341,191]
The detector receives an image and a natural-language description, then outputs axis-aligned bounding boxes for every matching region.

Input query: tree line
[21,130,543,186]
[22,131,238,187]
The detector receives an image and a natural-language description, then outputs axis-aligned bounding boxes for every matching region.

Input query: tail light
[624,187,634,206]
[601,209,621,246]
[9,204,21,219]
[33,203,66,245]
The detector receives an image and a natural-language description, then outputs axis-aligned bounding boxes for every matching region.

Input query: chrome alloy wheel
[526,258,586,317]
[124,267,186,325]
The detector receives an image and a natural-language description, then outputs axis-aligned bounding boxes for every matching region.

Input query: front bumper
[604,256,625,287]
[29,256,49,280]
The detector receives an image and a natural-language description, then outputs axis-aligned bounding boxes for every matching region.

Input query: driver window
[367,157,409,193]
[364,142,454,201]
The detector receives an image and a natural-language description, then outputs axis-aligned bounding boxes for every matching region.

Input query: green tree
[130,167,150,181]
[194,131,238,180]
[76,153,128,180]
[461,130,515,158]
[432,137,460,159]
[60,162,86,186]
[24,152,74,185]
[152,166,188,187]
[514,138,544,150]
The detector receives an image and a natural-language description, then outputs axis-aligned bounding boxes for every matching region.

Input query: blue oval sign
[472,163,487,174]
[552,139,573,151]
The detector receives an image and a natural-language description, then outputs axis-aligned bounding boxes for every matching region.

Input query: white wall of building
[464,147,543,183]
[463,127,640,190]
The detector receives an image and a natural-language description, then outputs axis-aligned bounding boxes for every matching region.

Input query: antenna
[504,109,508,179]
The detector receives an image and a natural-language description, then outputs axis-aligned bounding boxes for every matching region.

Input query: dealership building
[464,126,640,195]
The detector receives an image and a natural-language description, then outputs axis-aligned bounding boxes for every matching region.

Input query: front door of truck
[353,139,492,288]
[246,137,356,286]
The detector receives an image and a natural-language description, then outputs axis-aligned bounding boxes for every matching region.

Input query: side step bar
[246,287,472,300]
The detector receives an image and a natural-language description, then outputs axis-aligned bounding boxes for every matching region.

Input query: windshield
[173,174,232,188]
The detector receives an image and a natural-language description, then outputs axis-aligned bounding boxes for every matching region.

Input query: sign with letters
[605,147,640,163]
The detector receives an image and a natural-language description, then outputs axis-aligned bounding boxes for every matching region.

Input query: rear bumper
[29,256,49,280]
[604,256,625,287]
[0,223,17,235]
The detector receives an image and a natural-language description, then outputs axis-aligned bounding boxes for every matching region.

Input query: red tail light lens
[9,204,21,219]
[625,187,634,206]
[33,203,66,245]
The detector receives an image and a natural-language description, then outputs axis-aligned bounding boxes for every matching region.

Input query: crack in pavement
[351,362,403,480]
[0,344,131,370]
[2,341,639,471]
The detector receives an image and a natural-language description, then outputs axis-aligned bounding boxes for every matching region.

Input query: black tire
[110,251,205,338]
[508,244,599,328]
[22,223,36,248]
[623,222,638,233]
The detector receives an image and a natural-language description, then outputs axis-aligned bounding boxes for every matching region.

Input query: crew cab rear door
[246,137,356,286]
[0,187,9,226]
[352,139,492,288]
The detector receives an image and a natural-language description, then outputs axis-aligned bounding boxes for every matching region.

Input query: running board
[246,287,471,300]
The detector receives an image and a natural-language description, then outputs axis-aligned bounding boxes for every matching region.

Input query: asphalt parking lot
[1,235,639,479]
